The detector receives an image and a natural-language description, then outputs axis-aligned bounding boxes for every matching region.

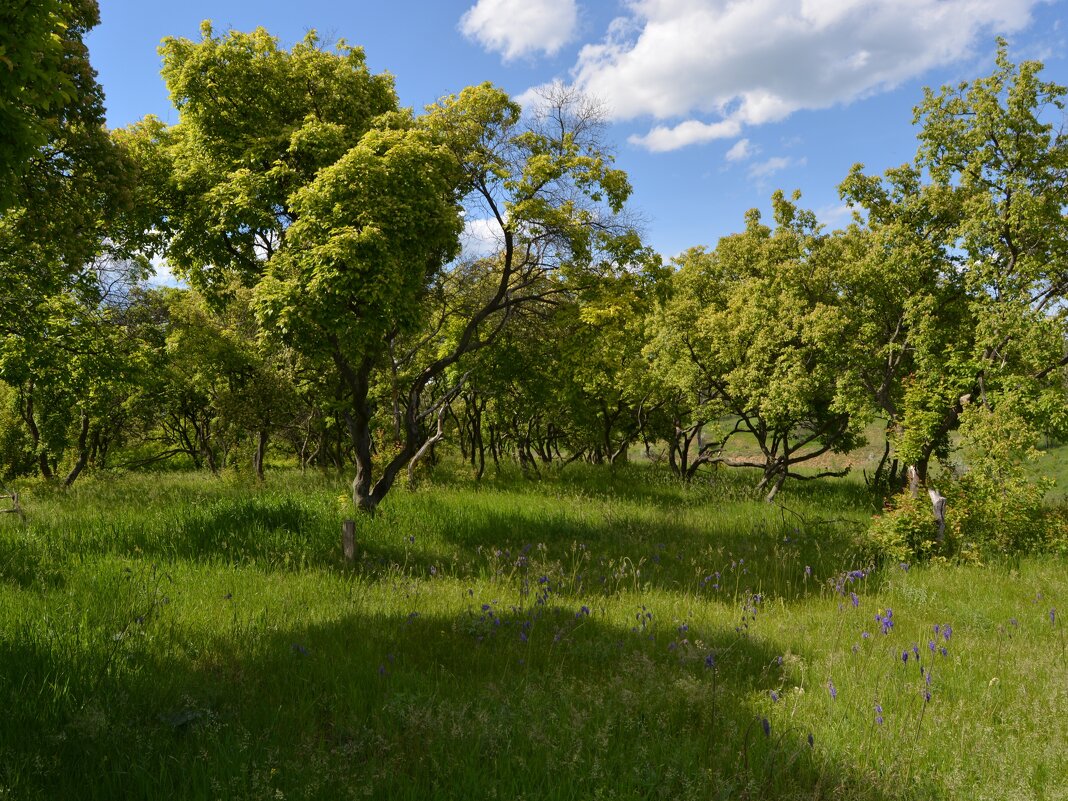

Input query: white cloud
[462,216,504,257]
[460,0,579,61]
[628,118,741,151]
[565,0,1039,151]
[816,202,854,227]
[748,155,805,181]
[148,254,183,287]
[725,138,757,162]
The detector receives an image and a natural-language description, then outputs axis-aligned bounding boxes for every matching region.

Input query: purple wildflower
[807,733,814,748]
[928,640,936,652]
[912,644,920,659]
[762,718,771,737]
[874,702,883,725]
[902,650,909,664]
[705,652,716,670]
[828,680,837,700]
[850,592,860,609]
[943,625,952,641]
[770,690,780,703]
[876,609,894,635]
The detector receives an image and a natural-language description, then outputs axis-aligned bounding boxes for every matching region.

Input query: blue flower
[770,690,780,703]
[874,702,883,725]
[762,718,771,737]
[828,680,837,700]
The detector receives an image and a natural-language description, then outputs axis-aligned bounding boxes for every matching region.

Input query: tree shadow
[0,599,937,800]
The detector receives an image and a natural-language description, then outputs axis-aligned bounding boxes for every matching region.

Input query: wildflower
[874,702,883,725]
[577,605,590,618]
[939,646,947,657]
[933,624,941,635]
[705,652,716,669]
[912,644,920,660]
[770,690,780,703]
[942,625,952,642]
[862,631,870,639]
[928,640,936,653]
[807,732,814,748]
[876,609,894,635]
[850,592,860,609]
[828,680,837,700]
[902,651,909,664]
[762,718,771,737]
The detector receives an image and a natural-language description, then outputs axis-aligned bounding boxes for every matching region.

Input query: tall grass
[0,462,1064,799]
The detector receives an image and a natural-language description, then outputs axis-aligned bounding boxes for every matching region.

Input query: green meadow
[1,462,1064,800]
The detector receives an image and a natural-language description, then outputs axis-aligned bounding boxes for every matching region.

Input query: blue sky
[88,0,1067,264]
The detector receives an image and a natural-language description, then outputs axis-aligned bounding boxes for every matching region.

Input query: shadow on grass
[10,469,881,603]
[0,599,937,801]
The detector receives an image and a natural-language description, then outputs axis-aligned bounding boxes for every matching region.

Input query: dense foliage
[1,13,1066,560]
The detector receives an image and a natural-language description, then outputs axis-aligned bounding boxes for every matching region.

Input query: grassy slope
[0,465,1065,800]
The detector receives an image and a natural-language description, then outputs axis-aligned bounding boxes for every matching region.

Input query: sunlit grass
[0,463,1064,799]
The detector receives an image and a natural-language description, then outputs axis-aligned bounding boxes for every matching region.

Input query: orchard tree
[139,26,641,513]
[655,192,871,501]
[843,41,1068,487]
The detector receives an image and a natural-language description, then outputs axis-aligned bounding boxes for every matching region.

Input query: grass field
[0,462,1065,799]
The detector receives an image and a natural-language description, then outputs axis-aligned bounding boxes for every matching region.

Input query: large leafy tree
[139,27,641,513]
[843,41,1068,486]
[0,0,145,483]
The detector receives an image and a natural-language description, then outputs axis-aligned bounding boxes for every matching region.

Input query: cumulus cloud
[725,138,757,162]
[460,0,579,61]
[565,0,1039,150]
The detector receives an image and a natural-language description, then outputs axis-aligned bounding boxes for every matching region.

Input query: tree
[843,41,1068,487]
[0,0,103,208]
[138,26,642,513]
[653,192,870,501]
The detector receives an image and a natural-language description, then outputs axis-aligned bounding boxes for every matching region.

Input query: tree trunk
[63,413,91,488]
[253,429,269,481]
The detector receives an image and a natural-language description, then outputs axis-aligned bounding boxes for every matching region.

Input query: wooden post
[342,519,356,563]
[928,488,947,542]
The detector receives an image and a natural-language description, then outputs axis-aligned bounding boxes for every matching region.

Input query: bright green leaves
[147,24,399,295]
[255,125,463,362]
